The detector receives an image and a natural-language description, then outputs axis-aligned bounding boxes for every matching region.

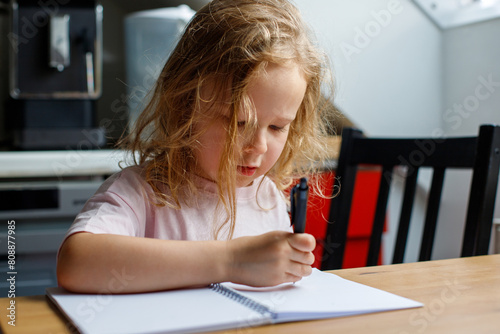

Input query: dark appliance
[5,0,105,150]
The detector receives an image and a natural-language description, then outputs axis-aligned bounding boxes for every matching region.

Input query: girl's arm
[57,230,315,293]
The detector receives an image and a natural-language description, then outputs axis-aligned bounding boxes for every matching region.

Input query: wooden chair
[321,124,500,270]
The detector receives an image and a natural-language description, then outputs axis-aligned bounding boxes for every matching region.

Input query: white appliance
[124,5,195,129]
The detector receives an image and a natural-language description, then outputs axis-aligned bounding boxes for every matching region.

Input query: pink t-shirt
[64,165,292,242]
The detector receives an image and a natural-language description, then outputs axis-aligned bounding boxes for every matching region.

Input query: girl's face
[194,63,307,187]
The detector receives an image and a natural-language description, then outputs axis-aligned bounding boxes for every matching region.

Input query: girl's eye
[270,125,287,132]
[237,121,246,127]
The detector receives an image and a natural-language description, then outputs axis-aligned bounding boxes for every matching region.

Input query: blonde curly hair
[121,0,335,239]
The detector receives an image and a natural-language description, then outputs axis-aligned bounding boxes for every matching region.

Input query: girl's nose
[244,130,267,155]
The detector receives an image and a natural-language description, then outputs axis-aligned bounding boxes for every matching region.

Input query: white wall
[294,0,443,137]
[442,18,500,136]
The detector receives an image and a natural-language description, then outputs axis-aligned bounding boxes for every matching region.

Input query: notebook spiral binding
[209,283,275,319]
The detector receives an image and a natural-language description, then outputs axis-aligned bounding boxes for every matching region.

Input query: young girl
[57,0,334,293]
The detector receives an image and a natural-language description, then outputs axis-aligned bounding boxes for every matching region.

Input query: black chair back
[321,125,500,270]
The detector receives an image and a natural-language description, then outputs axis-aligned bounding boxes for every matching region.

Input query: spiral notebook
[46,269,422,334]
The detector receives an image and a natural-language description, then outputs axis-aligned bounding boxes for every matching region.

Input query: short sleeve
[63,166,153,241]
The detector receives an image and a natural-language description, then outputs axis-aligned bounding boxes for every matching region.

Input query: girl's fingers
[287,233,316,252]
[290,249,315,265]
[286,261,313,279]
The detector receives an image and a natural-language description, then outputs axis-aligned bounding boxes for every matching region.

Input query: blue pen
[291,177,308,233]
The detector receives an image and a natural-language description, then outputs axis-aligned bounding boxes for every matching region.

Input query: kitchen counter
[0,150,126,179]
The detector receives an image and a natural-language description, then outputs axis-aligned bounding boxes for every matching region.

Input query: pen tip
[299,177,308,189]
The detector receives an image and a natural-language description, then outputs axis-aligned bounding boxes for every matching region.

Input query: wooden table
[1,254,499,333]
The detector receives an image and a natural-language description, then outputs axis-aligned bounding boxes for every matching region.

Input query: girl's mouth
[237,166,257,176]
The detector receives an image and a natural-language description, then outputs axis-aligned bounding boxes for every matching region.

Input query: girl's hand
[226,231,316,287]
